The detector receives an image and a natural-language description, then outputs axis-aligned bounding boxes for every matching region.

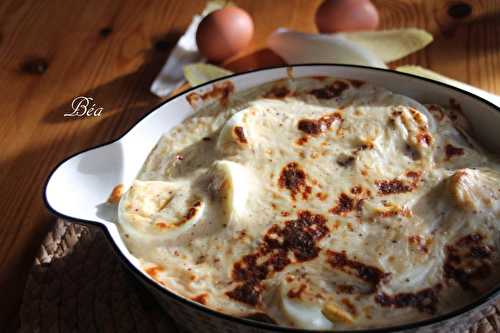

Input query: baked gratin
[115,77,500,330]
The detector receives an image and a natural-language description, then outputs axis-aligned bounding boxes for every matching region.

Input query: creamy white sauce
[117,77,500,329]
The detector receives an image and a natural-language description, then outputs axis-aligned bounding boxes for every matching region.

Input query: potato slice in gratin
[116,77,500,330]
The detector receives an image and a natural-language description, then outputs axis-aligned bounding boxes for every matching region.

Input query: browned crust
[107,184,124,204]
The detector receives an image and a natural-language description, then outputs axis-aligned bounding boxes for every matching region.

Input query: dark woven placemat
[18,219,179,333]
[18,220,500,332]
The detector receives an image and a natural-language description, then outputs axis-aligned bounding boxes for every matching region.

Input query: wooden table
[1,0,499,330]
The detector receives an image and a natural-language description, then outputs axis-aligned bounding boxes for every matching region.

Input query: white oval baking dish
[44,64,500,333]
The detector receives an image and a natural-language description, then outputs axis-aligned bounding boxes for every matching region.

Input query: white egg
[280,286,333,329]
[216,110,251,154]
[391,93,435,132]
[207,160,251,225]
[118,180,205,243]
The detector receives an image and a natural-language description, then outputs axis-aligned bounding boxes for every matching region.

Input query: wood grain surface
[0,0,499,330]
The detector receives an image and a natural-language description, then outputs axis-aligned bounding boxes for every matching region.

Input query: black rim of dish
[43,63,500,332]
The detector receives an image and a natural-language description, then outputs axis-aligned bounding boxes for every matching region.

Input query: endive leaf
[267,28,387,68]
[396,65,500,106]
[203,0,235,15]
[341,29,433,62]
[184,63,233,86]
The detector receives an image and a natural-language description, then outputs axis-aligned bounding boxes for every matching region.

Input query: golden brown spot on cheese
[185,201,202,220]
[341,298,357,315]
[427,104,444,121]
[298,113,342,136]
[296,136,308,145]
[192,293,208,305]
[145,265,165,279]
[408,235,429,253]
[287,284,307,298]
[406,170,421,181]
[227,211,329,305]
[310,80,349,99]
[409,107,426,127]
[302,185,313,200]
[312,75,328,81]
[264,211,329,262]
[155,222,169,229]
[337,154,355,167]
[444,233,494,290]
[416,132,433,145]
[264,85,292,99]
[107,184,124,204]
[279,162,307,200]
[316,192,329,201]
[355,141,374,152]
[375,203,412,218]
[355,199,365,214]
[351,186,362,195]
[326,250,389,289]
[330,193,355,216]
[186,81,235,107]
[226,281,262,306]
[332,220,341,230]
[186,92,201,106]
[233,126,248,144]
[155,201,202,229]
[375,285,442,314]
[322,302,354,324]
[348,79,365,88]
[375,179,413,195]
[236,230,248,241]
[336,284,356,294]
[445,143,464,160]
[381,209,410,218]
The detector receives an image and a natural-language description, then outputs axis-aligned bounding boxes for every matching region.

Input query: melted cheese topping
[118,77,500,329]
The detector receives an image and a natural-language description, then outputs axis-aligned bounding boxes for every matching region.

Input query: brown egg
[315,0,380,33]
[196,7,254,63]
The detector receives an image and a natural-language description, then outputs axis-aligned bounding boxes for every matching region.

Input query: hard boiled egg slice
[391,93,434,131]
[279,283,334,330]
[216,109,252,154]
[207,160,250,225]
[282,298,334,329]
[118,180,205,243]
[448,168,500,213]
[390,105,434,164]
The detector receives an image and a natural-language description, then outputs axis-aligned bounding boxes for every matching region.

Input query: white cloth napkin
[150,16,204,97]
